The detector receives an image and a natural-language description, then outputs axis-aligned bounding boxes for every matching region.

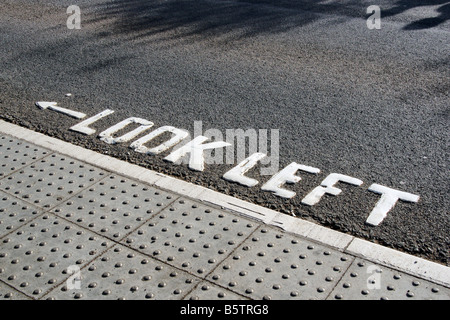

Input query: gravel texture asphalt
[0,0,449,265]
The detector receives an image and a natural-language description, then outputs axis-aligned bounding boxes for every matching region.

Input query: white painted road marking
[223,152,267,187]
[130,125,189,155]
[99,117,154,145]
[36,102,421,226]
[366,184,420,226]
[36,101,86,119]
[164,136,231,172]
[70,109,115,135]
[301,173,363,206]
[2,119,446,288]
[261,162,320,198]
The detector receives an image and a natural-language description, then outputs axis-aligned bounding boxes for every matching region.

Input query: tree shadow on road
[85,0,361,44]
[86,0,450,44]
[381,0,450,30]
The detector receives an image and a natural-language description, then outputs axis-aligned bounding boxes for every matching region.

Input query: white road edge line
[0,119,448,287]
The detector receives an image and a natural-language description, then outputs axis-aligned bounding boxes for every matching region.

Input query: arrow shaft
[48,105,86,119]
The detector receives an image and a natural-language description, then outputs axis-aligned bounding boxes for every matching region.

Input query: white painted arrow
[36,101,87,119]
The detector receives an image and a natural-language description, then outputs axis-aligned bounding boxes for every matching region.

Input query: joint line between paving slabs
[47,174,182,248]
[324,255,356,300]
[0,278,34,300]
[38,242,124,300]
[180,224,265,300]
[0,151,57,194]
[0,152,110,213]
[0,133,54,179]
[0,150,56,182]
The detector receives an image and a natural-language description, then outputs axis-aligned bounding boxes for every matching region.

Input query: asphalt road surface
[1,0,449,265]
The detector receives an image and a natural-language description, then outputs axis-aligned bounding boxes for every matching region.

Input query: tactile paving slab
[0,214,114,299]
[122,198,259,277]
[0,190,42,238]
[0,153,107,209]
[1,134,448,301]
[328,258,450,300]
[0,135,50,179]
[44,244,201,300]
[185,281,248,300]
[0,281,31,300]
[52,175,179,242]
[207,226,354,300]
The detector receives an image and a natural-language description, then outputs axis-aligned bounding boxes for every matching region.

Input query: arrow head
[36,101,58,110]
[35,101,86,119]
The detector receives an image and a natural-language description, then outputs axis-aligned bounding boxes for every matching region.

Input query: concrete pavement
[0,120,448,300]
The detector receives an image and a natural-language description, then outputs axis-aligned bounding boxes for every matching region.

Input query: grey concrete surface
[0,133,449,300]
